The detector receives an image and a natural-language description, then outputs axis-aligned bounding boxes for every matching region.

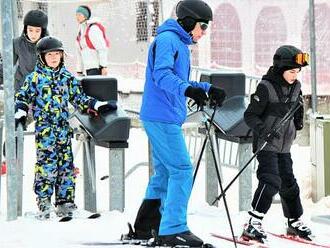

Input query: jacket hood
[262,66,297,87]
[156,19,193,45]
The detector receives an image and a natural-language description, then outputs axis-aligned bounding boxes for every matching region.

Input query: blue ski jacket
[140,19,211,125]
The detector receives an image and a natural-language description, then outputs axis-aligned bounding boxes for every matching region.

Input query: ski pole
[192,105,217,186]
[205,105,238,248]
[211,98,303,205]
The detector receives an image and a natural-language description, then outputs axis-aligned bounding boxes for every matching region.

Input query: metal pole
[309,0,317,113]
[109,148,125,212]
[11,0,19,38]
[0,119,3,213]
[1,0,18,221]
[16,124,24,216]
[83,138,97,213]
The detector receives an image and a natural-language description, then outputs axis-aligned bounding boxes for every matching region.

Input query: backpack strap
[78,22,110,50]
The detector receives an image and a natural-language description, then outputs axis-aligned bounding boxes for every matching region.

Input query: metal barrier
[188,69,261,211]
[2,71,262,218]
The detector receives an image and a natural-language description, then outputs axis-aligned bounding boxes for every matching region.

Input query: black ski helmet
[23,10,48,29]
[176,0,213,22]
[36,36,64,55]
[273,45,308,70]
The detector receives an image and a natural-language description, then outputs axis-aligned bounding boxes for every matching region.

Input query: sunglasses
[198,22,208,31]
[295,53,309,66]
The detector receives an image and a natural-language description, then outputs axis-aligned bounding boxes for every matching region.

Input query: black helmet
[23,10,48,29]
[273,45,309,69]
[36,36,64,54]
[176,0,213,22]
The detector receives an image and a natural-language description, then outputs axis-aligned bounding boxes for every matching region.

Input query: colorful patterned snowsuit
[16,61,91,204]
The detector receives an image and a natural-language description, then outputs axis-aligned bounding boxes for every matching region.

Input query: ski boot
[242,217,267,243]
[37,197,52,219]
[56,202,77,218]
[158,230,204,247]
[287,219,312,240]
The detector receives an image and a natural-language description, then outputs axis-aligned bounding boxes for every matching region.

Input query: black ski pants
[251,150,303,219]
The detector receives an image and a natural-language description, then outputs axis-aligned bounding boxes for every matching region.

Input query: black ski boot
[159,231,204,247]
[131,199,161,240]
[287,219,312,240]
[37,197,52,219]
[242,217,267,243]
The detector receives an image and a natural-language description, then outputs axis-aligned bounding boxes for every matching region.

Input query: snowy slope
[0,127,330,248]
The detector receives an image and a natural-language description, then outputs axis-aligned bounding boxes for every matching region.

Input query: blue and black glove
[185,86,208,109]
[208,86,226,107]
[87,100,117,117]
[15,109,27,130]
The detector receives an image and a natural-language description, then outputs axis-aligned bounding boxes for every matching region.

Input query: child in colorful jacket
[15,36,115,218]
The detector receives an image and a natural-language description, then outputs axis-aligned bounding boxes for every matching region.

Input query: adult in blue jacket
[131,0,226,246]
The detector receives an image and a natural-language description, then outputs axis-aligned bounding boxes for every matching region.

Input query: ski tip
[59,216,73,222]
[88,213,101,219]
[203,243,215,248]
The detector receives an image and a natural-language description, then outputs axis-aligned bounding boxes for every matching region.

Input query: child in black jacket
[242,45,311,242]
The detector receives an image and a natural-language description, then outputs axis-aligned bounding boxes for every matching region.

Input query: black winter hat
[24,10,48,29]
[176,0,213,21]
[36,36,64,55]
[273,45,307,73]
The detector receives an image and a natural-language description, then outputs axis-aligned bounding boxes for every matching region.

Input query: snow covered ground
[1,124,330,248]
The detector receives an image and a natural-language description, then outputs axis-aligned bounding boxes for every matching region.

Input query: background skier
[75,5,109,76]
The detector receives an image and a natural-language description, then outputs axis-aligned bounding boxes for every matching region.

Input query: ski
[81,240,215,247]
[210,233,268,248]
[268,232,330,248]
[24,210,101,222]
[58,212,101,222]
[81,239,149,246]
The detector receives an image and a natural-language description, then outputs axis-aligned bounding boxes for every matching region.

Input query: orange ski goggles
[295,53,309,66]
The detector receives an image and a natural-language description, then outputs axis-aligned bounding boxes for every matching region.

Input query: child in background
[14,9,49,91]
[15,36,116,218]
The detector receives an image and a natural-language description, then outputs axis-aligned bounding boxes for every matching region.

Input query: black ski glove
[184,86,208,108]
[15,109,27,130]
[263,130,281,143]
[208,86,226,107]
[255,124,280,143]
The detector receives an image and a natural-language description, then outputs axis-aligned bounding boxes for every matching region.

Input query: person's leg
[54,126,77,216]
[251,151,281,214]
[33,124,58,216]
[142,121,202,246]
[278,153,302,218]
[143,121,192,235]
[244,151,281,241]
[86,68,101,75]
[278,153,311,237]
[132,121,170,239]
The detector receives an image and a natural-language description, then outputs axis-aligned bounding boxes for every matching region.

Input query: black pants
[86,68,101,75]
[251,150,303,219]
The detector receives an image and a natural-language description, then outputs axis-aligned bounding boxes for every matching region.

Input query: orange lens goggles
[295,53,309,66]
